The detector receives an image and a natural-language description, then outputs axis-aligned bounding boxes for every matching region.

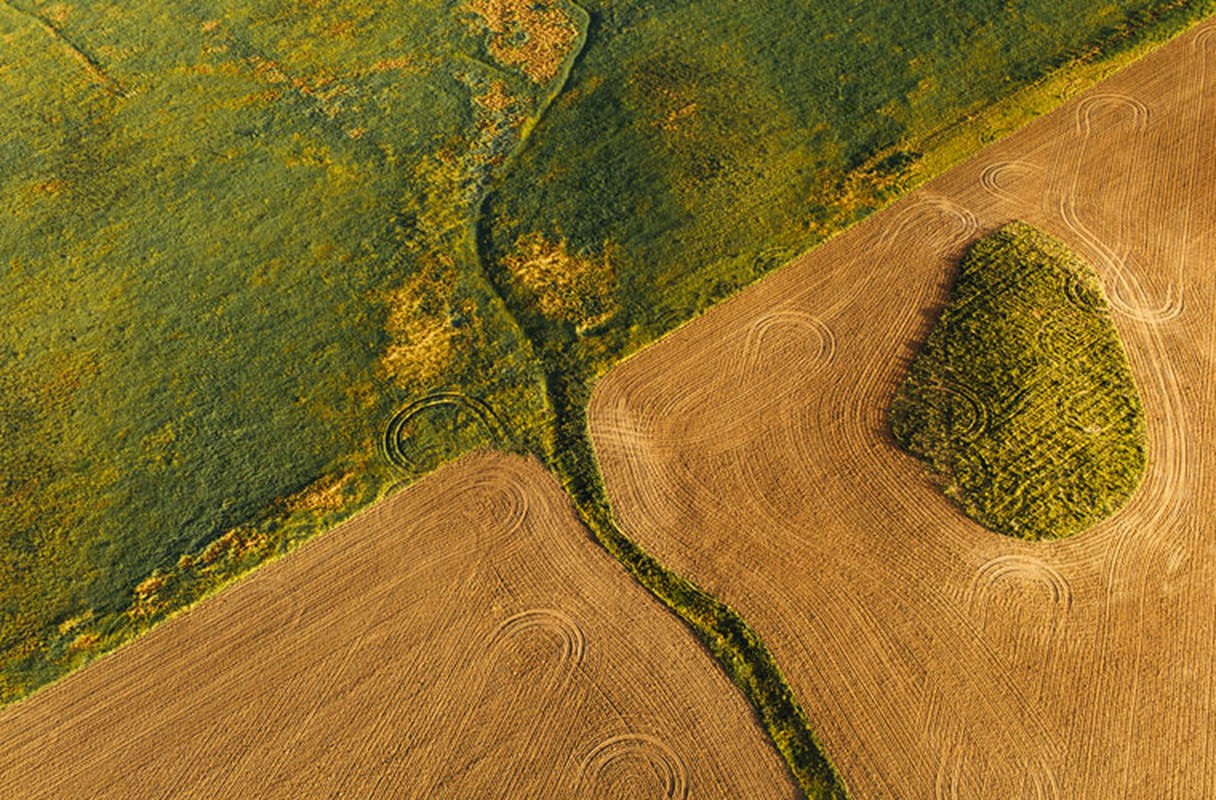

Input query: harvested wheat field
[591,18,1216,799]
[0,453,794,799]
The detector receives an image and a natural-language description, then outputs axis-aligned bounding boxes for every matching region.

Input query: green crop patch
[890,222,1147,540]
[0,0,572,701]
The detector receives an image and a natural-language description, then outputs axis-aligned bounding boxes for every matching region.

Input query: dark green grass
[890,222,1147,540]
[0,0,557,697]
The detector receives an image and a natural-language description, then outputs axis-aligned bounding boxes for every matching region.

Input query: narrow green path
[540,375,848,798]
[465,10,848,796]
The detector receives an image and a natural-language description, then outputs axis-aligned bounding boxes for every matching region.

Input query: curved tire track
[576,733,690,800]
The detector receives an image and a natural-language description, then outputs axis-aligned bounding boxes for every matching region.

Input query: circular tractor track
[381,391,509,472]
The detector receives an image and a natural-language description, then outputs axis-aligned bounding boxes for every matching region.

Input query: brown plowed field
[591,19,1216,799]
[0,454,794,799]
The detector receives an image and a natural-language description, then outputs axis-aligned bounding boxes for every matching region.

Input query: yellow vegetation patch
[380,271,461,388]
[282,472,354,514]
[658,101,701,132]
[34,179,67,195]
[469,78,522,147]
[56,610,93,636]
[229,88,282,110]
[197,527,269,567]
[502,233,617,331]
[464,0,580,84]
[130,572,171,619]
[46,4,70,25]
[364,57,414,74]
[324,19,358,39]
[245,55,346,116]
[140,422,178,470]
[135,573,166,599]
[68,633,99,652]
[473,78,517,114]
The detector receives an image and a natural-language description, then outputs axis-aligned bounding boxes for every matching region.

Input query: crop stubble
[0,454,793,798]
[591,19,1216,798]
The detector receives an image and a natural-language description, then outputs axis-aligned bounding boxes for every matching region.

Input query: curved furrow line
[877,194,980,259]
[934,735,1062,800]
[1060,92,1182,324]
[966,555,1074,615]
[978,160,1042,204]
[575,733,690,800]
[381,392,511,473]
[461,462,534,547]
[741,310,838,382]
[490,608,588,675]
[1074,93,1150,137]
[1046,63,1200,793]
[1056,195,1182,323]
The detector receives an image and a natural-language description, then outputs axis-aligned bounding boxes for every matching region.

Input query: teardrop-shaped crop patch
[890,221,1147,540]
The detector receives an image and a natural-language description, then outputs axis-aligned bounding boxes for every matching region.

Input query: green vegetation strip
[466,10,847,793]
[536,369,848,798]
[890,222,1147,540]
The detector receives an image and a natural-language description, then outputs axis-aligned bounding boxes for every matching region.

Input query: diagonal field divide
[590,17,1216,799]
[2,6,1212,799]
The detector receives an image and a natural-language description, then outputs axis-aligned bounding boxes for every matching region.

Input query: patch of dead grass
[464,0,580,84]
[282,472,354,514]
[502,233,617,332]
[379,271,461,388]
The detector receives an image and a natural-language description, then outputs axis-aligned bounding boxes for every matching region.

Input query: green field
[2,0,1210,796]
[0,0,573,697]
[890,223,1147,540]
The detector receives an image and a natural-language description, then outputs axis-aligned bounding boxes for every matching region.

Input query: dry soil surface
[0,453,795,799]
[591,18,1216,799]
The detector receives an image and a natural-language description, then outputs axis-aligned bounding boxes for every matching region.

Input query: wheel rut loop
[576,733,690,800]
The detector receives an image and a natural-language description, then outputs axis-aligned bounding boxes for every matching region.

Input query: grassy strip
[890,223,1147,540]
[463,9,847,793]
[543,370,847,798]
